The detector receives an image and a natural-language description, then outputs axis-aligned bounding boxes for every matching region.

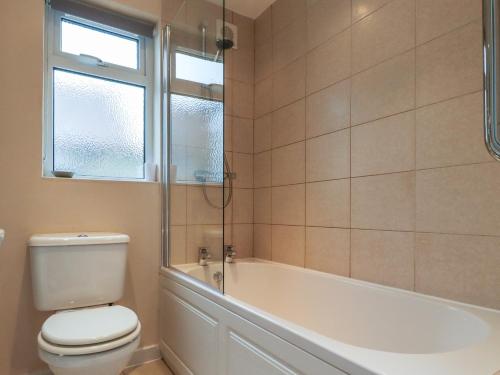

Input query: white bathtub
[160,259,500,375]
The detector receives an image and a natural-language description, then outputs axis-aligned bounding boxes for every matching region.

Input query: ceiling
[208,0,276,19]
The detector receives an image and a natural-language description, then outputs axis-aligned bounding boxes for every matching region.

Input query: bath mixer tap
[199,247,211,266]
[224,245,236,263]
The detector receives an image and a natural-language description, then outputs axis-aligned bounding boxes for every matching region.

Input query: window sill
[42,175,160,184]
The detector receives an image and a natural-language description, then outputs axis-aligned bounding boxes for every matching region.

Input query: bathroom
[0,0,499,374]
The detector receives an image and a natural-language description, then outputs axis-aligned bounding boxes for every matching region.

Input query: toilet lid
[42,305,138,346]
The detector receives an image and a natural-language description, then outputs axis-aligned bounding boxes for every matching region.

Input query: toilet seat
[38,305,141,356]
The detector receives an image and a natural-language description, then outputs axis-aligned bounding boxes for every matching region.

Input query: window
[175,51,223,86]
[44,6,153,180]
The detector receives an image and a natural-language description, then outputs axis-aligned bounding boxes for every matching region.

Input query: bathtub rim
[160,259,500,375]
[161,261,377,374]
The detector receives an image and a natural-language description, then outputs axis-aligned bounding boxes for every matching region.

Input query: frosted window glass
[53,69,145,178]
[171,94,223,183]
[175,52,223,85]
[61,20,138,69]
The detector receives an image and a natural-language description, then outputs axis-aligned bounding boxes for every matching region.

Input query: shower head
[213,37,233,62]
[216,38,234,50]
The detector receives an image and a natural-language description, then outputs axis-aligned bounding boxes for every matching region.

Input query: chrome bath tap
[224,245,236,263]
[198,247,211,266]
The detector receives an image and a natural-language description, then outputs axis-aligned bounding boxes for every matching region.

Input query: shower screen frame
[160,24,171,268]
[483,0,500,161]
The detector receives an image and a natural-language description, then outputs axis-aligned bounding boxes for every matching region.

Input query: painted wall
[252,0,500,310]
[0,0,162,373]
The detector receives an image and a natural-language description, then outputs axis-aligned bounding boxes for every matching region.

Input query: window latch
[79,54,107,67]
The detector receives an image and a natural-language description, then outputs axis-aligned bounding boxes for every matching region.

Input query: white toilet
[29,233,141,375]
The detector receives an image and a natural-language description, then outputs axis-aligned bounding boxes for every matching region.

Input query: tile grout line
[257,12,481,88]
[253,89,483,155]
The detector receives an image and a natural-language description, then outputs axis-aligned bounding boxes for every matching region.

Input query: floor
[123,360,174,375]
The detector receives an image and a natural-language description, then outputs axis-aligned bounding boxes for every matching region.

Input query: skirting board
[29,344,161,374]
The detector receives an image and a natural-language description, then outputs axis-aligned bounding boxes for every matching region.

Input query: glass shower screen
[162,0,228,293]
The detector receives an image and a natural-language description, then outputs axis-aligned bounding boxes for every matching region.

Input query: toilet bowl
[29,233,140,375]
[38,305,141,375]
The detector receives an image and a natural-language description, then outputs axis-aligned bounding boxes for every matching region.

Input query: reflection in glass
[53,69,145,178]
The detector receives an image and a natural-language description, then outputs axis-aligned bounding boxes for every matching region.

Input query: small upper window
[44,3,154,180]
[61,19,139,69]
[175,51,223,86]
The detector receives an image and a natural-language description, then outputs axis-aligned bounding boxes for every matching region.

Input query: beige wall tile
[273,57,306,110]
[416,21,482,107]
[224,78,233,115]
[272,184,306,225]
[272,225,306,266]
[272,0,306,34]
[170,226,187,265]
[232,47,254,84]
[352,0,393,22]
[233,13,254,52]
[273,17,306,72]
[352,172,416,231]
[416,0,482,44]
[351,229,415,289]
[170,184,187,225]
[233,152,253,188]
[306,129,350,181]
[254,187,271,223]
[272,99,306,148]
[306,179,350,227]
[416,232,500,309]
[352,111,416,176]
[307,0,351,50]
[352,51,415,125]
[187,186,223,224]
[306,29,351,94]
[254,114,272,153]
[233,188,254,223]
[272,142,306,185]
[225,224,233,247]
[232,117,253,154]
[306,79,351,138]
[233,223,254,258]
[305,227,350,276]
[416,91,489,169]
[254,151,271,188]
[352,0,415,73]
[186,225,224,263]
[255,77,273,118]
[255,41,273,83]
[224,115,232,152]
[254,224,272,259]
[232,80,254,119]
[255,7,272,47]
[416,163,500,236]
[224,194,233,225]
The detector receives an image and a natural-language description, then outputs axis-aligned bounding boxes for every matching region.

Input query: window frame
[43,6,154,181]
